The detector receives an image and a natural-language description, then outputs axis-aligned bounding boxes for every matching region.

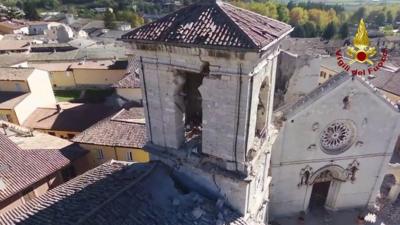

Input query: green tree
[264,2,278,19]
[308,9,328,28]
[23,1,40,20]
[396,11,400,22]
[387,10,394,24]
[350,7,366,24]
[104,9,116,29]
[316,24,322,36]
[131,12,144,28]
[291,25,305,37]
[339,22,349,39]
[376,12,386,26]
[322,22,336,40]
[41,0,59,10]
[287,1,295,11]
[289,7,308,26]
[277,4,289,22]
[16,1,23,9]
[303,21,316,37]
[242,2,278,19]
[66,5,77,15]
[6,7,24,20]
[367,10,385,26]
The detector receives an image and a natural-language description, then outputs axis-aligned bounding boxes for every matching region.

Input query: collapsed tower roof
[121,1,292,51]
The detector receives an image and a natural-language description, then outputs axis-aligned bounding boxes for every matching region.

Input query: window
[22,187,36,202]
[175,69,205,148]
[48,132,56,136]
[255,78,269,139]
[126,151,133,161]
[320,120,356,154]
[320,71,327,78]
[67,134,75,139]
[97,149,104,159]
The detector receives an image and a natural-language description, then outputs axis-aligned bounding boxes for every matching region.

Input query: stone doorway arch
[303,165,347,211]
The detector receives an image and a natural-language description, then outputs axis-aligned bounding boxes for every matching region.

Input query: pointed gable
[277,72,400,120]
[121,1,292,50]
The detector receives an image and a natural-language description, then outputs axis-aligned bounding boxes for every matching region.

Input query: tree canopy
[104,9,116,29]
[322,22,337,40]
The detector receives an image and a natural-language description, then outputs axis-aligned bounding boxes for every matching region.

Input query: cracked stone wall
[129,42,282,221]
[274,51,319,109]
[133,44,278,167]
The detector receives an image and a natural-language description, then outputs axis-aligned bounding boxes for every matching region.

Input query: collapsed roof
[121,1,292,51]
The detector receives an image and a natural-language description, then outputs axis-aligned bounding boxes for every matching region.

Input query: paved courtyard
[272,208,385,225]
[272,174,400,225]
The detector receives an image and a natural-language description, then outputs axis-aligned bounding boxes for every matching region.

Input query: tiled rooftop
[0,134,82,203]
[0,120,74,150]
[0,53,28,67]
[0,92,29,109]
[0,161,247,225]
[0,67,34,81]
[0,20,27,29]
[368,70,400,97]
[70,60,128,70]
[320,56,400,97]
[281,38,344,56]
[0,40,30,52]
[276,72,399,119]
[23,103,117,132]
[73,106,146,148]
[27,46,128,62]
[112,72,141,89]
[121,1,292,50]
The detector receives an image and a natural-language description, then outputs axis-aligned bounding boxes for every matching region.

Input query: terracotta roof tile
[0,67,34,81]
[0,40,30,51]
[23,103,117,132]
[121,2,292,50]
[0,134,81,203]
[277,72,399,119]
[112,58,141,89]
[0,161,248,225]
[0,53,28,67]
[112,73,140,88]
[72,107,146,148]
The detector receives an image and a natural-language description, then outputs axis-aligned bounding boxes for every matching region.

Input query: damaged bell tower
[122,0,292,223]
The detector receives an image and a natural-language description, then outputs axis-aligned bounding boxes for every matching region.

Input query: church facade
[122,0,400,223]
[270,72,400,217]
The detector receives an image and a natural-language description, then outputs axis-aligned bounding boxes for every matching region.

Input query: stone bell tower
[122,0,292,223]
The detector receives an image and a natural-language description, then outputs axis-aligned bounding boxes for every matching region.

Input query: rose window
[320,120,355,154]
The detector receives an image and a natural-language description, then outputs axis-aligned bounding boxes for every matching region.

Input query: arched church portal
[303,165,347,212]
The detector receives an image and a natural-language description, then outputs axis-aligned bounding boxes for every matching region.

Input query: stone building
[270,72,400,218]
[121,0,292,223]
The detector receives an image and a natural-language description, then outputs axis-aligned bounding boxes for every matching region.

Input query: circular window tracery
[320,120,356,154]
